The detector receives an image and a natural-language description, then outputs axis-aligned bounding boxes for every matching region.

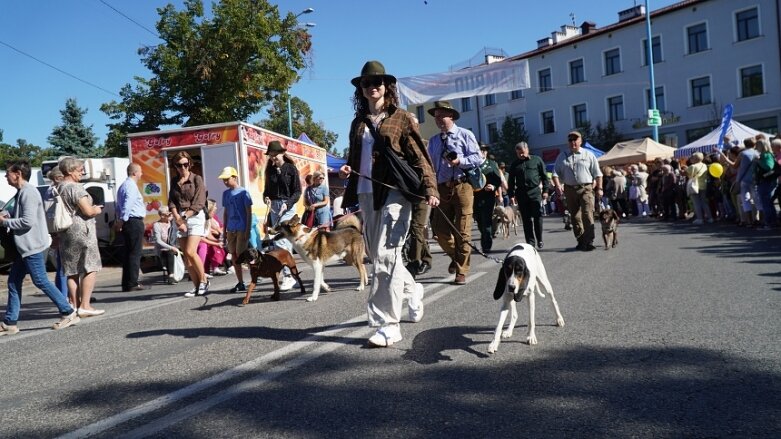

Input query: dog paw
[355,285,365,291]
[526,334,538,345]
[306,296,317,302]
[487,342,499,354]
[556,317,565,327]
[321,283,331,292]
[501,329,513,339]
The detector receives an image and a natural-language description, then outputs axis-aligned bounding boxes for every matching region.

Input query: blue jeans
[757,180,778,226]
[267,199,296,276]
[55,249,68,298]
[4,251,74,325]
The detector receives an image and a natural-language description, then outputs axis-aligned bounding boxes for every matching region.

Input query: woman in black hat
[263,140,301,291]
[339,60,439,348]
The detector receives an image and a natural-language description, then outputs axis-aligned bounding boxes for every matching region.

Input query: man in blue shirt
[115,163,148,291]
[219,166,253,294]
[427,101,484,285]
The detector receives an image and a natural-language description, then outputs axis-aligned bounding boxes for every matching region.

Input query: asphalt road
[1,217,780,438]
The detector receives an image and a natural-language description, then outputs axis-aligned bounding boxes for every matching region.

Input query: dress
[57,182,102,276]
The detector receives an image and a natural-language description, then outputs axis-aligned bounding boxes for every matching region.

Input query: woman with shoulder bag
[755,139,778,229]
[58,158,105,316]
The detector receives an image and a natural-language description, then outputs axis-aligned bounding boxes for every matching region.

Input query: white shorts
[186,210,207,237]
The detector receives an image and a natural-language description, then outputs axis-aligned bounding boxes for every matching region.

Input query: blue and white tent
[673,120,774,159]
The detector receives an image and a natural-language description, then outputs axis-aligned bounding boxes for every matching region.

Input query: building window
[487,122,499,143]
[646,87,666,112]
[690,76,711,107]
[607,96,624,122]
[484,94,496,106]
[513,116,525,131]
[687,23,708,54]
[541,111,555,134]
[416,106,425,124]
[538,68,552,92]
[740,65,764,97]
[604,48,621,76]
[736,7,759,42]
[741,116,778,135]
[461,97,472,112]
[569,59,584,84]
[511,89,524,100]
[642,36,662,65]
[572,104,587,128]
[686,126,713,143]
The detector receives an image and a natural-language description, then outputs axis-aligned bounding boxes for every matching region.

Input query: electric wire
[98,0,159,38]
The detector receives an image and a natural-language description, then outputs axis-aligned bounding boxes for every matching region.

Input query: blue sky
[0,0,679,155]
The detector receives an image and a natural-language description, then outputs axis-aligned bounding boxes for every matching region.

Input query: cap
[218,166,238,179]
[567,130,582,140]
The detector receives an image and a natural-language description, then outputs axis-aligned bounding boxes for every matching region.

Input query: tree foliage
[101,0,313,155]
[255,93,338,152]
[576,120,624,152]
[491,116,528,165]
[0,138,49,168]
[48,98,100,158]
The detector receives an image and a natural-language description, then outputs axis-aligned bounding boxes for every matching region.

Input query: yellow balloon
[709,162,724,178]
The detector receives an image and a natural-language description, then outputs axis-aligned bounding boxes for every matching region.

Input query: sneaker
[408,283,425,323]
[367,324,402,347]
[167,275,178,285]
[197,281,209,296]
[205,273,214,279]
[454,274,466,285]
[184,286,198,297]
[227,266,235,275]
[52,311,80,330]
[0,322,19,336]
[230,282,247,293]
[279,276,296,292]
[212,268,227,276]
[692,219,704,225]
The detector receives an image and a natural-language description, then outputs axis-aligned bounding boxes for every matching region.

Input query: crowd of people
[1,60,778,348]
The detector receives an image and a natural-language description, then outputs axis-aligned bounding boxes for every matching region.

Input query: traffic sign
[647,117,662,127]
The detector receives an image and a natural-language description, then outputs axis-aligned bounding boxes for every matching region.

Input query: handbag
[52,186,73,232]
[364,117,423,202]
[686,177,699,195]
[464,166,486,190]
[172,253,185,282]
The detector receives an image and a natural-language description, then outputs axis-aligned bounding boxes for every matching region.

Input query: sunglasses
[175,162,190,168]
[360,77,384,89]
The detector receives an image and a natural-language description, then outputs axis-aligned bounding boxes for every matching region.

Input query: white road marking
[56,272,486,438]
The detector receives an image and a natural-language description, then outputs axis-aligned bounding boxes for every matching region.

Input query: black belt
[439,176,467,188]
[128,216,144,220]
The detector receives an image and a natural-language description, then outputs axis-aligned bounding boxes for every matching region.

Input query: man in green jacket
[473,144,505,253]
[507,142,549,248]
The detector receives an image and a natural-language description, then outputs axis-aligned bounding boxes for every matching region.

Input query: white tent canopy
[597,138,677,166]
[673,120,774,158]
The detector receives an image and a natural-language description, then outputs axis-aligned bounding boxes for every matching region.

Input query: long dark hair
[352,81,400,117]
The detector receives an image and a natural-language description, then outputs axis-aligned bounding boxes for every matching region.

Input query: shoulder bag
[52,186,74,233]
[364,117,423,202]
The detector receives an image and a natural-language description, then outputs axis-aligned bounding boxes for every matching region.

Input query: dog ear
[493,262,509,300]
[513,263,531,302]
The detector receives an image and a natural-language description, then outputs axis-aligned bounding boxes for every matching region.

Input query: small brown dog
[492,205,517,239]
[598,208,620,250]
[235,247,306,304]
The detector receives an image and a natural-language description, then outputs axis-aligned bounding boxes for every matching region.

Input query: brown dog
[275,214,368,302]
[492,205,517,239]
[235,247,306,304]
[598,208,620,250]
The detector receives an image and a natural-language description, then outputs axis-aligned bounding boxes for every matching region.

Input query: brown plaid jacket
[343,105,438,209]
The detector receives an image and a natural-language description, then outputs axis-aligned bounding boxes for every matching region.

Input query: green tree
[101,0,313,154]
[590,120,624,152]
[48,98,100,157]
[492,115,528,165]
[0,138,49,168]
[256,93,338,152]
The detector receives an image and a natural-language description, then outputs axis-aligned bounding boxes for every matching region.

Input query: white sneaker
[279,276,296,291]
[184,286,197,297]
[408,282,425,323]
[212,268,227,276]
[367,324,402,347]
[205,273,214,279]
[227,266,235,275]
[197,281,209,296]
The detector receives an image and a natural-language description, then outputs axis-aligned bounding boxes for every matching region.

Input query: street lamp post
[644,0,659,142]
[288,8,315,138]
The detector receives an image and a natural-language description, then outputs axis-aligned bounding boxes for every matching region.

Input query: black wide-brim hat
[267,140,286,155]
[351,60,397,87]
[427,100,460,120]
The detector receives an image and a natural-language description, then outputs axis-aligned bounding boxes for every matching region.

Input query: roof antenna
[569,12,576,26]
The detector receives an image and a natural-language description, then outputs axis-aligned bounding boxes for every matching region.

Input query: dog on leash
[487,243,565,353]
[235,247,305,304]
[492,205,517,239]
[275,214,368,302]
[598,208,620,250]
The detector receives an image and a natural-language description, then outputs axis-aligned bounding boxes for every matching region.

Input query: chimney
[618,5,646,22]
[581,21,597,35]
[537,37,553,49]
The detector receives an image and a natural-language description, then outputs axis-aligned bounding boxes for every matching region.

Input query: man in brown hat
[263,140,301,290]
[427,100,483,284]
[551,130,603,251]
